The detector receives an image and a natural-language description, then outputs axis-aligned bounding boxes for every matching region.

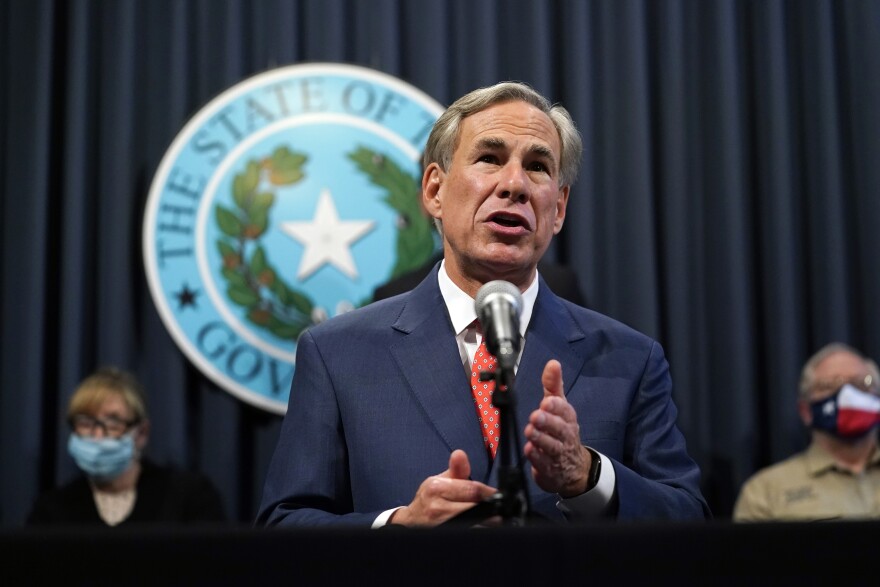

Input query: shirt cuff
[372,506,403,529]
[556,450,616,519]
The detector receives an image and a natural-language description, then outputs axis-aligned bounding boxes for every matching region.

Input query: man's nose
[499,163,529,202]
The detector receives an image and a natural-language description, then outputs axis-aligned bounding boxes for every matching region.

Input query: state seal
[143,63,444,413]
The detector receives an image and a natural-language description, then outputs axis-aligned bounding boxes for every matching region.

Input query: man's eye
[528,161,549,173]
[478,154,498,164]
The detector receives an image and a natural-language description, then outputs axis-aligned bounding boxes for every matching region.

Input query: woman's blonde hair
[67,366,148,424]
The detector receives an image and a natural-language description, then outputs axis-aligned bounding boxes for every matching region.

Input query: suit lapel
[387,269,492,478]
[512,280,587,434]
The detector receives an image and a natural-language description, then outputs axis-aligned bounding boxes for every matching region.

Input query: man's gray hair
[798,342,880,399]
[422,81,583,188]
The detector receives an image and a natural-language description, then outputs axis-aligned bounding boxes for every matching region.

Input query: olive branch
[215,146,314,341]
[346,146,436,280]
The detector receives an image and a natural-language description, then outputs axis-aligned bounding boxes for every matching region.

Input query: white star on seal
[280,188,375,280]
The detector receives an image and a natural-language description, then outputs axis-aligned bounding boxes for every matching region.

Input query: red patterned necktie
[470,326,500,458]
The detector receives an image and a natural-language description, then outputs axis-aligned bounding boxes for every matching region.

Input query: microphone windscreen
[475,280,522,317]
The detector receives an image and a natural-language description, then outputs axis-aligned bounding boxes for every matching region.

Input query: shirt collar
[437,259,539,337]
[804,440,880,476]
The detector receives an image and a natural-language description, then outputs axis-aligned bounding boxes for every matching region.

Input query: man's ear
[797,400,812,426]
[553,185,570,234]
[422,162,444,220]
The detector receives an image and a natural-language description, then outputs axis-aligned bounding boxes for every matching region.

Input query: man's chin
[483,242,543,266]
[472,251,538,283]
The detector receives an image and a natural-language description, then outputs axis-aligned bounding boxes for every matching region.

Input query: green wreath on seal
[215,146,313,341]
[346,146,436,290]
[215,145,436,342]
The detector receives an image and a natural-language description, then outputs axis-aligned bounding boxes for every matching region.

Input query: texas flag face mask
[809,383,880,439]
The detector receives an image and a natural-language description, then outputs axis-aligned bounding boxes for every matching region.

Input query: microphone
[475,280,523,371]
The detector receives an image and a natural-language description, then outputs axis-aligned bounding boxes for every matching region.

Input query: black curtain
[3,0,879,526]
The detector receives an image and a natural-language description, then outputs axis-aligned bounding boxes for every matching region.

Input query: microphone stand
[443,279,532,529]
[442,348,531,528]
[486,362,530,526]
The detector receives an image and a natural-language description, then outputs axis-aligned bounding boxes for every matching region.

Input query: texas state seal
[143,63,444,414]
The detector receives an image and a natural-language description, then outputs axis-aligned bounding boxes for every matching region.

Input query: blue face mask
[67,433,135,481]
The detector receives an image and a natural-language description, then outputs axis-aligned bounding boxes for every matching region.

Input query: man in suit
[257,81,709,527]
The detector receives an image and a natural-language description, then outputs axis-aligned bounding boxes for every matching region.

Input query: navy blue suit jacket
[257,265,710,526]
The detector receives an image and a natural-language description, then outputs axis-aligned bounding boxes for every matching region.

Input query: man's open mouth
[488,212,529,230]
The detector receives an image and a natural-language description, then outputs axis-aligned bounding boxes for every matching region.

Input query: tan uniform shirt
[733,442,880,521]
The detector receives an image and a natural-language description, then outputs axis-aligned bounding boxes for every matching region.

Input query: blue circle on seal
[143,64,444,414]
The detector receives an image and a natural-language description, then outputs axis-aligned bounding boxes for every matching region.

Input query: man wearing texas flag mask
[734,343,880,521]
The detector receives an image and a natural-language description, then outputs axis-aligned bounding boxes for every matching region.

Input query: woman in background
[27,367,226,527]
